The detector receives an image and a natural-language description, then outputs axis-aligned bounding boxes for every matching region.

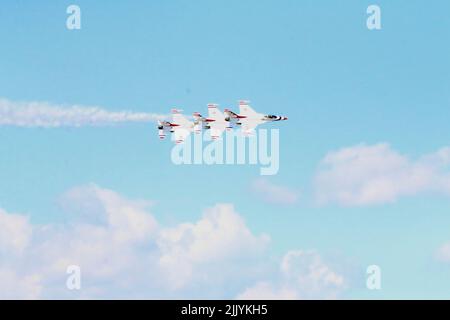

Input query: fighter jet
[227,100,288,135]
[158,101,287,142]
[157,109,195,144]
[224,108,246,127]
[192,111,210,133]
[205,103,233,140]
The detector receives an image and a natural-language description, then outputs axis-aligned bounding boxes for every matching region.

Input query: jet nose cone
[283,117,288,120]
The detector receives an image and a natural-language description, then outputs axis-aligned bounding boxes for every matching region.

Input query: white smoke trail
[0,98,167,128]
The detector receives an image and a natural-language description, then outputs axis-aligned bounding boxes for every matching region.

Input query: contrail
[0,98,167,128]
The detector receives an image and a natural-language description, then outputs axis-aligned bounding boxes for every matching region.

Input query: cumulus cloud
[0,208,32,254]
[61,185,158,244]
[158,203,270,289]
[0,268,42,299]
[0,97,166,128]
[251,178,299,205]
[0,186,270,299]
[237,250,346,300]
[0,186,351,299]
[314,143,450,206]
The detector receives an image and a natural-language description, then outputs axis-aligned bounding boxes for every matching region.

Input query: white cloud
[314,143,450,206]
[61,185,158,244]
[236,282,298,300]
[0,186,352,299]
[158,203,270,289]
[435,242,450,263]
[0,186,270,299]
[0,208,32,254]
[32,186,159,284]
[251,178,299,205]
[0,97,166,128]
[0,209,41,299]
[0,268,42,299]
[280,250,345,298]
[237,250,346,300]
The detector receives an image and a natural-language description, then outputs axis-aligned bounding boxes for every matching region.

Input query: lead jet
[157,109,195,144]
[226,100,288,135]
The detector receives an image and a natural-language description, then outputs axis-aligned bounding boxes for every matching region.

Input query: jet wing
[209,123,228,140]
[173,127,191,144]
[240,118,260,135]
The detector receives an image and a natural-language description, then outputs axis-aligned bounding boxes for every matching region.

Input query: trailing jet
[227,100,288,135]
[157,109,194,144]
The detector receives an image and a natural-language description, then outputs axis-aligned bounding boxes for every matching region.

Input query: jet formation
[158,100,288,144]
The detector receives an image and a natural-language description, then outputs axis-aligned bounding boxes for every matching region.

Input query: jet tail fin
[238,100,259,118]
[207,103,225,121]
[172,109,192,128]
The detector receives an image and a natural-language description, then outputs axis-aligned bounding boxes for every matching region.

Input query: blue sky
[0,0,449,299]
